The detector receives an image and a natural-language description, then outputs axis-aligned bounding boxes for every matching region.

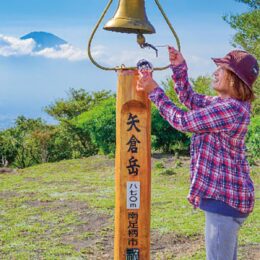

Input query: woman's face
[212,67,230,97]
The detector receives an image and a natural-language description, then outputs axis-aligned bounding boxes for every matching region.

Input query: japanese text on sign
[127,182,140,209]
[128,211,139,246]
[126,113,141,247]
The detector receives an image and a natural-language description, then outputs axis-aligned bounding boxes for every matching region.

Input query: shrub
[160,168,176,176]
[151,105,190,154]
[73,97,116,155]
[246,115,260,164]
[155,162,165,169]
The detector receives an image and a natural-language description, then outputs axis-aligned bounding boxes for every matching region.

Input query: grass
[0,155,259,259]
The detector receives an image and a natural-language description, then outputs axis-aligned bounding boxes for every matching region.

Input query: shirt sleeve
[171,61,215,110]
[148,87,239,133]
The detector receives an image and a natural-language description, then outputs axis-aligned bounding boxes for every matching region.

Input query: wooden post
[114,69,151,260]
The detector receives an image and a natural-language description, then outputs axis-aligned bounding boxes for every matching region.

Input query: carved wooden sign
[114,70,151,260]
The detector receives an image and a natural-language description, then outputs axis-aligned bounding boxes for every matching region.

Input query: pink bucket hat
[212,50,259,89]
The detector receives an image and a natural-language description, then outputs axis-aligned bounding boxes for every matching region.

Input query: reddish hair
[225,69,255,102]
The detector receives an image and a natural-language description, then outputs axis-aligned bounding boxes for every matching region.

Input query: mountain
[21,31,67,51]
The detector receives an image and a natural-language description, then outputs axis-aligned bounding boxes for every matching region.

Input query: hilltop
[21,31,67,51]
[0,155,259,259]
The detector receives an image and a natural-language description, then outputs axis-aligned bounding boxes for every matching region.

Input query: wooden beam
[114,69,151,259]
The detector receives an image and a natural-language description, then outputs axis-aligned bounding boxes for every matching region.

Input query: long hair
[225,69,255,102]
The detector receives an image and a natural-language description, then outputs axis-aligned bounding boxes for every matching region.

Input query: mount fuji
[20,31,67,51]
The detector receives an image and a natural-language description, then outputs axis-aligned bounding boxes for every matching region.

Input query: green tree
[44,88,115,157]
[223,0,259,57]
[0,129,17,167]
[223,0,260,114]
[45,88,114,121]
[0,116,96,168]
[73,97,116,155]
[75,75,212,155]
[31,126,59,163]
[54,124,98,159]
[246,115,260,164]
[156,75,213,154]
[151,105,190,155]
[161,75,214,108]
[73,94,190,156]
[1,116,48,168]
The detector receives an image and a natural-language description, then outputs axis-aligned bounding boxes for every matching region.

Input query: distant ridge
[21,31,67,51]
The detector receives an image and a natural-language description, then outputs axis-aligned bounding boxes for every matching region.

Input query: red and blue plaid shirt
[148,62,254,214]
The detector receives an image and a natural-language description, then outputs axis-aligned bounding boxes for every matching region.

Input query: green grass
[0,155,259,259]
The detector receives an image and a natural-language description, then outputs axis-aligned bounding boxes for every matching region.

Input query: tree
[0,115,96,168]
[151,105,190,154]
[72,76,212,156]
[246,115,260,164]
[44,88,115,157]
[161,75,214,108]
[0,116,48,168]
[224,1,259,57]
[223,0,260,114]
[0,129,17,167]
[73,97,116,155]
[73,94,190,156]
[31,126,58,163]
[156,75,213,154]
[44,88,114,121]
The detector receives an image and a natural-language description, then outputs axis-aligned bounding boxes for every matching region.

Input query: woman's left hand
[136,72,159,94]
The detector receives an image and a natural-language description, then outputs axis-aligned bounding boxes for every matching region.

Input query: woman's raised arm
[169,46,214,110]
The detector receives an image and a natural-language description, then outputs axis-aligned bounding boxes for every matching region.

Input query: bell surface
[103,0,155,34]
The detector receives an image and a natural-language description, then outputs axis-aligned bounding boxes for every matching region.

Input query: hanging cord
[154,0,181,52]
[87,0,181,71]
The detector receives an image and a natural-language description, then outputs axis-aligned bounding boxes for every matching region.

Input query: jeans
[205,211,247,260]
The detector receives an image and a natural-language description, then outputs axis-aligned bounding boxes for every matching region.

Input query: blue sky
[0,0,250,129]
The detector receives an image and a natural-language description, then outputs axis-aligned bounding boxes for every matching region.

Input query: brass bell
[104,0,156,34]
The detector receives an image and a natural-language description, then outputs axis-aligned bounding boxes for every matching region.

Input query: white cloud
[0,34,87,61]
[0,34,35,56]
[33,44,87,61]
[0,33,214,71]
[91,45,107,59]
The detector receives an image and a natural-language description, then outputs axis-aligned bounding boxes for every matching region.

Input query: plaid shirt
[148,62,255,214]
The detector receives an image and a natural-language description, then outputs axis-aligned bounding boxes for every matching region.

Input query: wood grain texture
[114,70,151,260]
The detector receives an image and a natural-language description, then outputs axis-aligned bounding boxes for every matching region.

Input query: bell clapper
[137,34,146,46]
[137,34,158,57]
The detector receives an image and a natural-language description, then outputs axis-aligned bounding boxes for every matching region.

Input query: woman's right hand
[168,46,185,66]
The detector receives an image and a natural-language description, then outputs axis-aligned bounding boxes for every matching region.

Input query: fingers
[137,78,147,88]
[138,70,152,79]
[168,45,176,52]
[136,75,150,92]
[136,85,144,92]
[138,72,152,81]
[168,46,178,63]
[136,80,146,92]
[168,46,178,55]
[168,46,185,66]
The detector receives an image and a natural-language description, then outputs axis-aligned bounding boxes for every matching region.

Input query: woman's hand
[168,46,185,66]
[188,195,201,208]
[136,72,159,94]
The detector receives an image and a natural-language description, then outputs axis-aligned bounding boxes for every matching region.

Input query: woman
[136,47,259,260]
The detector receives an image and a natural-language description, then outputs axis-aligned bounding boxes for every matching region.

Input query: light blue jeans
[205,211,247,260]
